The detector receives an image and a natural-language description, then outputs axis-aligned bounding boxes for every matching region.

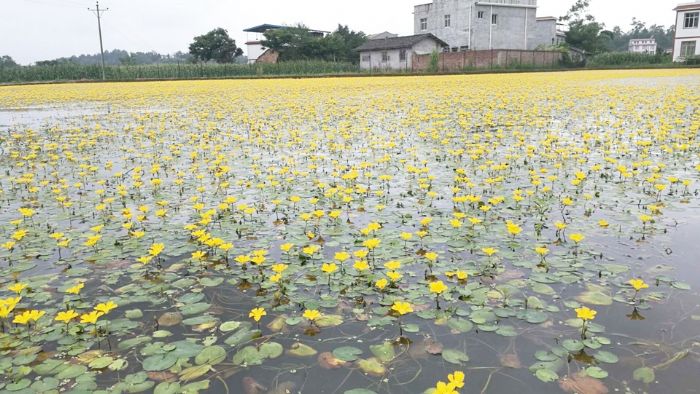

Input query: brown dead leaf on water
[559,373,609,394]
[499,353,522,369]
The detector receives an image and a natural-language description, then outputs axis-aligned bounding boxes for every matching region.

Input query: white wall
[247,43,267,64]
[359,38,444,70]
[674,7,700,61]
[360,49,410,70]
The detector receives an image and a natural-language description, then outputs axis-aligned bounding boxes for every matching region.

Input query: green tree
[262,25,366,63]
[0,55,18,68]
[262,25,320,61]
[323,25,367,63]
[607,19,675,53]
[560,0,612,54]
[188,28,243,63]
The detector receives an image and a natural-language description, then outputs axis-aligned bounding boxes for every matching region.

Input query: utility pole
[88,1,109,80]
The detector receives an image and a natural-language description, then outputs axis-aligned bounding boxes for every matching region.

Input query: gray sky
[2,0,680,64]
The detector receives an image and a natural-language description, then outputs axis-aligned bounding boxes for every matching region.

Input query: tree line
[562,0,675,55]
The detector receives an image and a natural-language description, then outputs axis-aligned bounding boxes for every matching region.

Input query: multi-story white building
[629,38,657,54]
[413,0,560,51]
[673,1,700,61]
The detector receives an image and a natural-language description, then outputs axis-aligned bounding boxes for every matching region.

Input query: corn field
[0,61,361,83]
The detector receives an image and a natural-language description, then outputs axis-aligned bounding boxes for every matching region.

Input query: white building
[413,0,561,51]
[673,1,700,61]
[629,38,657,54]
[356,34,447,70]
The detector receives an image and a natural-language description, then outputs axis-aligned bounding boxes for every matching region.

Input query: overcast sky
[2,0,681,64]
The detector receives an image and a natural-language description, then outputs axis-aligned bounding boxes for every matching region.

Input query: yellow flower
[321,263,338,274]
[434,381,458,394]
[400,232,413,241]
[448,371,465,389]
[18,207,36,217]
[12,229,28,241]
[303,309,321,321]
[149,243,165,257]
[84,234,101,247]
[66,282,84,295]
[481,247,498,256]
[249,307,266,322]
[448,270,468,280]
[387,271,403,282]
[353,260,370,271]
[363,238,381,250]
[384,260,401,270]
[13,309,45,325]
[468,217,482,225]
[0,297,20,319]
[535,246,549,256]
[629,278,649,291]
[391,301,413,316]
[80,310,104,324]
[2,241,16,250]
[55,310,79,323]
[639,214,653,223]
[137,255,153,264]
[130,230,146,239]
[598,219,609,228]
[554,221,567,230]
[334,251,350,262]
[271,263,288,273]
[420,217,433,227]
[569,233,585,244]
[95,301,118,314]
[575,306,597,321]
[8,282,28,294]
[191,250,207,261]
[424,251,439,262]
[375,278,388,290]
[354,249,369,259]
[505,221,522,236]
[429,280,448,295]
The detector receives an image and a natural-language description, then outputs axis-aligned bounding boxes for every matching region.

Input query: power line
[88,1,108,80]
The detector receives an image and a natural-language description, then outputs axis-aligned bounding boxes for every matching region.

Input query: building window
[459,45,469,51]
[420,18,428,31]
[445,14,451,27]
[478,11,485,19]
[382,51,390,62]
[680,41,697,58]
[399,49,407,61]
[492,14,498,25]
[361,55,371,62]
[684,12,699,29]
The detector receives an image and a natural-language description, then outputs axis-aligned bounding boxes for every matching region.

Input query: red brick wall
[412,50,562,72]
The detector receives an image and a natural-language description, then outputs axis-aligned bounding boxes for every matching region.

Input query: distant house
[356,33,447,70]
[629,38,657,54]
[367,32,399,40]
[243,24,328,64]
[673,1,700,61]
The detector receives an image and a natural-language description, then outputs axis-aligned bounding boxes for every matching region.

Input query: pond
[0,70,699,394]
